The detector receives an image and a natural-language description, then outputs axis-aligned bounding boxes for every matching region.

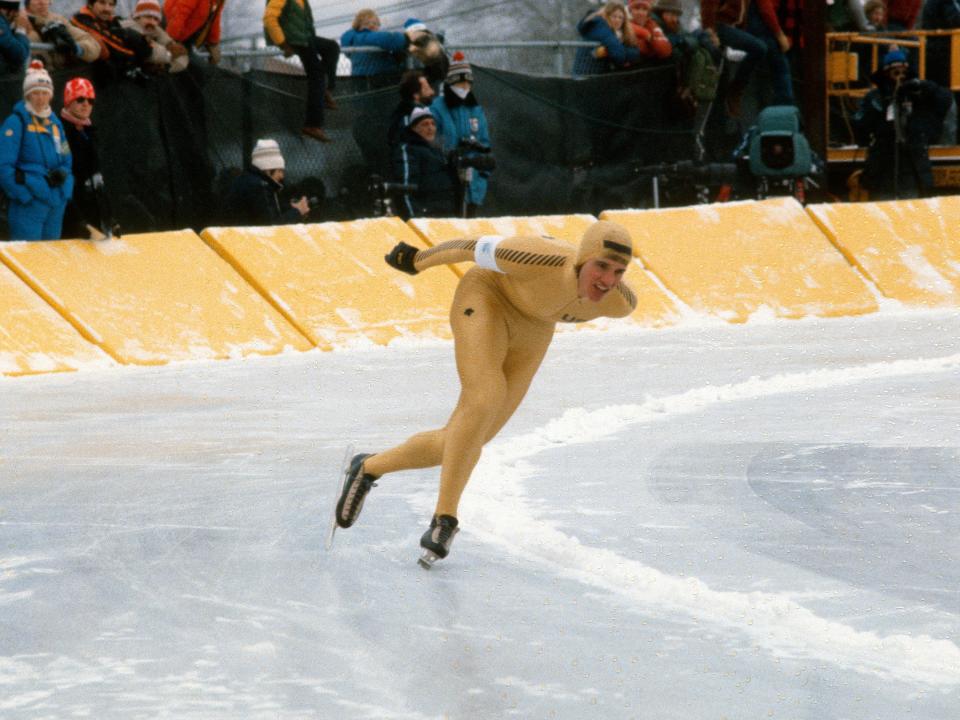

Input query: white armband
[474,235,505,273]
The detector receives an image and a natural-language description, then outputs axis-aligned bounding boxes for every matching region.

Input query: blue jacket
[430,86,492,206]
[0,14,30,72]
[340,27,407,76]
[573,11,641,75]
[0,101,74,208]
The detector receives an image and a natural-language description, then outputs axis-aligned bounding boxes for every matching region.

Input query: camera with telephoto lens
[452,139,496,173]
[40,21,77,58]
[45,168,68,188]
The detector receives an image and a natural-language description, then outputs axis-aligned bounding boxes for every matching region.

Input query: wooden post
[800,0,826,159]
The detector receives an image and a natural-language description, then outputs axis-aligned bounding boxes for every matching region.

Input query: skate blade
[325,444,355,551]
[418,549,441,569]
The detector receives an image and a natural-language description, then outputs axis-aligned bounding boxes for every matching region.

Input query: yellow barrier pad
[408,215,679,326]
[807,197,960,307]
[0,260,112,376]
[0,231,310,365]
[604,198,878,322]
[202,218,460,347]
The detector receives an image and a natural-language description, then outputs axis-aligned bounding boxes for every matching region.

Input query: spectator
[745,0,795,106]
[699,0,767,116]
[826,0,876,31]
[653,0,714,51]
[388,69,436,147]
[340,8,406,76]
[223,139,310,226]
[429,52,493,217]
[0,61,73,241]
[0,0,30,73]
[886,0,921,30]
[402,18,448,85]
[264,0,340,143]
[60,77,116,239]
[163,0,225,64]
[852,49,951,198]
[628,0,672,60]
[391,106,457,219]
[71,0,153,78]
[122,0,189,74]
[574,1,641,75]
[864,0,888,29]
[24,0,101,70]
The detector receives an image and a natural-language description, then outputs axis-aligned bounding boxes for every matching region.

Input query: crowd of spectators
[1,0,959,239]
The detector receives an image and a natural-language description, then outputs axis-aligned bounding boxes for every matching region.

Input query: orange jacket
[164,0,226,46]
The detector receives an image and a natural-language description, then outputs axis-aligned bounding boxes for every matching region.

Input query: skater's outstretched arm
[385,235,570,279]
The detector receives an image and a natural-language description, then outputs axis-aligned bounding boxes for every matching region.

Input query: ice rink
[2,308,959,719]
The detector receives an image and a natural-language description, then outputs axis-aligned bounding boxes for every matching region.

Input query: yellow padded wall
[202,218,460,348]
[0,260,113,376]
[807,197,960,306]
[603,198,878,322]
[408,215,680,327]
[0,232,311,366]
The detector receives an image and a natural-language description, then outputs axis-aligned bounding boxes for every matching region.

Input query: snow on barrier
[407,214,680,327]
[0,260,114,376]
[603,198,879,323]
[201,218,460,348]
[807,196,960,307]
[0,231,311,366]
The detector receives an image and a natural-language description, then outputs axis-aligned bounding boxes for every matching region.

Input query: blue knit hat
[882,49,908,69]
[404,18,427,33]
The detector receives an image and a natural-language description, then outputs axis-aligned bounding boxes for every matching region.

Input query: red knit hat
[64,77,96,106]
[133,0,163,20]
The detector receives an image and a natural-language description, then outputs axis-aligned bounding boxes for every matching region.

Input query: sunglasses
[74,97,95,105]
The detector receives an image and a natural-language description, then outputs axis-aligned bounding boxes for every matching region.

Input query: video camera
[452,139,496,174]
[39,21,77,58]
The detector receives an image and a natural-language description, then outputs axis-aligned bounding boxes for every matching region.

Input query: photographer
[852,49,952,199]
[223,139,310,227]
[430,52,493,217]
[25,0,101,70]
[391,106,458,219]
[0,61,73,241]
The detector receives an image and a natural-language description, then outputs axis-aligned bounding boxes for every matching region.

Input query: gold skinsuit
[364,234,637,517]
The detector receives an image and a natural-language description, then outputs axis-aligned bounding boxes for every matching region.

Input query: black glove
[385,241,420,275]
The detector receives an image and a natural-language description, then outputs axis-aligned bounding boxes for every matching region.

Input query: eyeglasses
[74,97,95,105]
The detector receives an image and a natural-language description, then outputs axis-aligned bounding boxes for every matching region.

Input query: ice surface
[1,309,958,719]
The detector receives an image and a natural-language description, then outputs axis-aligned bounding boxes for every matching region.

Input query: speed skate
[325,445,355,551]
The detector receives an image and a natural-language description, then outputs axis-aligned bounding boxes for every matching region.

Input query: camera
[46,168,69,188]
[369,173,418,217]
[452,139,496,173]
[40,22,77,58]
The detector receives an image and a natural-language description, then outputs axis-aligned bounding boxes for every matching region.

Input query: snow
[1,308,959,719]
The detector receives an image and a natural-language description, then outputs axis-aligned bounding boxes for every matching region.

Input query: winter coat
[391,127,458,219]
[852,74,952,197]
[430,85,492,207]
[71,6,152,68]
[165,0,225,46]
[26,10,101,69]
[573,10,641,75]
[264,0,316,48]
[0,14,30,72]
[886,0,922,29]
[61,119,109,239]
[120,19,190,73]
[223,167,301,226]
[630,17,672,59]
[0,101,74,210]
[340,27,406,76]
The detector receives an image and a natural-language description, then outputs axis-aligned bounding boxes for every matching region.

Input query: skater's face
[578,257,628,302]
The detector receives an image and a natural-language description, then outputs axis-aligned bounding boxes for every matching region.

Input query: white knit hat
[408,106,434,128]
[23,60,54,99]
[251,139,285,171]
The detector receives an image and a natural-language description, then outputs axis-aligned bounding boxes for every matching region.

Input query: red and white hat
[133,0,163,21]
[23,60,54,99]
[64,77,96,106]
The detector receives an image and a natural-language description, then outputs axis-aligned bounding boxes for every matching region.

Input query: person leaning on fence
[573,1,641,75]
[121,0,189,74]
[851,49,952,199]
[60,77,116,240]
[391,106,458,219]
[0,61,73,241]
[429,53,493,217]
[24,0,101,70]
[71,0,153,80]
[223,139,309,226]
[628,0,672,61]
[264,0,340,143]
[388,69,436,147]
[698,0,767,117]
[0,0,30,74]
[340,8,408,77]
[163,0,226,64]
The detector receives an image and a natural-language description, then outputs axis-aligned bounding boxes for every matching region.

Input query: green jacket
[264,0,315,48]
